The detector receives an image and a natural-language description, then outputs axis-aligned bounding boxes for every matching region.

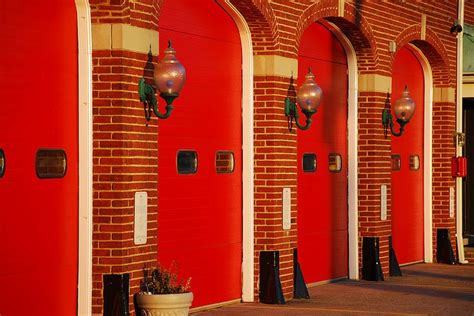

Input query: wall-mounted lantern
[284,68,322,132]
[382,85,416,138]
[138,40,186,122]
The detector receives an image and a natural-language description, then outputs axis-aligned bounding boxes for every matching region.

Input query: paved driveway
[194,264,474,315]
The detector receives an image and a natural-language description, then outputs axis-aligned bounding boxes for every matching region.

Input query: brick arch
[229,0,279,55]
[296,1,379,72]
[393,25,452,86]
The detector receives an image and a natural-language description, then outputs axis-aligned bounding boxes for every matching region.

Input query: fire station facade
[1,0,472,315]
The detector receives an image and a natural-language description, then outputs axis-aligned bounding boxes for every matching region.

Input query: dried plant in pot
[136,264,193,316]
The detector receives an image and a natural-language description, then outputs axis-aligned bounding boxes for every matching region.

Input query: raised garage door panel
[297,22,348,284]
[391,46,424,264]
[158,0,242,308]
[0,1,78,314]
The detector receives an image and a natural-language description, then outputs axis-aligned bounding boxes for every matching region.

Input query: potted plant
[136,264,193,316]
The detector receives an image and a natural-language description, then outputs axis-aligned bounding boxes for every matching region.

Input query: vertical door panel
[158,0,242,307]
[391,46,424,264]
[0,1,78,314]
[297,22,348,283]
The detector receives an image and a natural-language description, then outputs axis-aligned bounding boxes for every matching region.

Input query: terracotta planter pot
[136,292,193,316]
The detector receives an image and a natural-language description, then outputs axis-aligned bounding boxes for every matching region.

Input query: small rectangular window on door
[409,154,420,171]
[216,151,235,174]
[36,149,67,179]
[391,154,401,171]
[177,150,198,174]
[302,153,317,172]
[328,153,342,173]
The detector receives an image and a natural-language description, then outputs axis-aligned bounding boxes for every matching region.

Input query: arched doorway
[391,46,425,265]
[157,0,243,308]
[297,21,349,284]
[0,1,79,314]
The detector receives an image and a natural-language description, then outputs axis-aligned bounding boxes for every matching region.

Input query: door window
[302,153,317,172]
[177,150,198,174]
[216,151,235,174]
[391,154,401,171]
[409,155,420,171]
[36,149,67,179]
[328,153,342,173]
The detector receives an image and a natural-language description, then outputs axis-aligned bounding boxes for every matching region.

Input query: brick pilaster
[91,1,160,314]
[254,74,298,301]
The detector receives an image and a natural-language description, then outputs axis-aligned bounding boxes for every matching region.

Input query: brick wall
[357,91,392,276]
[90,0,160,29]
[92,49,158,314]
[432,99,457,258]
[253,75,298,300]
[229,0,279,54]
[91,1,160,314]
[466,1,474,25]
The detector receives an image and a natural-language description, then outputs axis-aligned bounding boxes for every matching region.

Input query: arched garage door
[391,46,424,265]
[0,1,79,314]
[158,0,242,308]
[297,22,348,284]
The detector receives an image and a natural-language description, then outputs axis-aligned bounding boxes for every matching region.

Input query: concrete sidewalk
[194,264,474,315]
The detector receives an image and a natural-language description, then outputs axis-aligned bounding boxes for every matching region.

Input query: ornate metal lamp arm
[391,118,406,137]
[139,78,174,121]
[285,97,315,131]
[382,111,407,137]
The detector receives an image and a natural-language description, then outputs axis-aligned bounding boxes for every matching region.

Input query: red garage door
[158,0,242,308]
[297,22,348,283]
[391,46,424,265]
[0,1,79,314]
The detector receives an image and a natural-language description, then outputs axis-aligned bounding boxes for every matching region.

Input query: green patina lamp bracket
[138,78,174,121]
[285,97,316,131]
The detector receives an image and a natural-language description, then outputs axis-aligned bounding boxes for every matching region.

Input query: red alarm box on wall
[451,156,467,177]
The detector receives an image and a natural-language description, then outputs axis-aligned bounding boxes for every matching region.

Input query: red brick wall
[298,1,380,73]
[358,91,392,276]
[466,1,474,25]
[90,0,160,29]
[229,0,278,54]
[91,1,161,314]
[92,49,158,314]
[253,75,298,300]
[432,100,457,258]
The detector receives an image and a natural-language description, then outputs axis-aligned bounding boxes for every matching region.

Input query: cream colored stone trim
[92,23,159,55]
[358,74,391,93]
[76,0,93,315]
[463,83,474,98]
[92,24,111,50]
[253,55,298,78]
[112,24,158,55]
[433,87,455,102]
[421,14,427,40]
